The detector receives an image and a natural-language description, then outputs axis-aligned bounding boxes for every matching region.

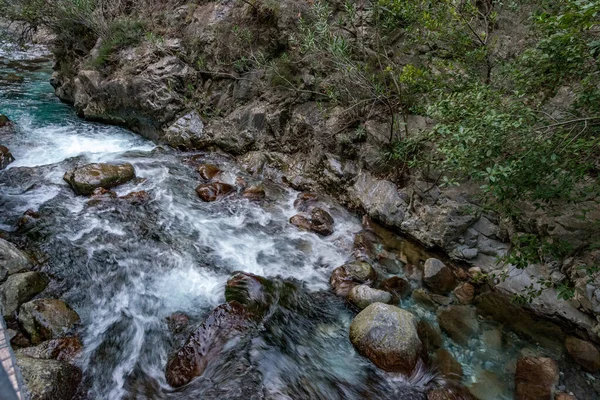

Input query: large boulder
[330,260,377,296]
[63,163,136,195]
[16,355,82,400]
[0,271,49,317]
[423,258,456,295]
[0,238,33,281]
[349,302,422,374]
[348,285,392,309]
[18,299,80,344]
[564,336,600,373]
[514,357,559,400]
[436,305,480,346]
[0,145,15,169]
[195,182,235,202]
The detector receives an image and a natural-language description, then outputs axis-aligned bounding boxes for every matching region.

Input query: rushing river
[0,39,597,400]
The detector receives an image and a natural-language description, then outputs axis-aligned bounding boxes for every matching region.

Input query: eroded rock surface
[16,355,82,400]
[18,298,80,344]
[64,163,136,195]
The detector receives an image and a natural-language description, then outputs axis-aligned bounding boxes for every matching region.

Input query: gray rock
[350,172,406,227]
[330,261,377,296]
[437,305,480,346]
[0,144,14,169]
[0,238,33,282]
[423,258,456,294]
[63,163,136,195]
[163,111,205,149]
[0,271,49,317]
[18,299,80,344]
[348,285,392,309]
[349,302,422,374]
[16,355,82,400]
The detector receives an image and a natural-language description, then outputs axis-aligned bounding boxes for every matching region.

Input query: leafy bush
[93,19,146,67]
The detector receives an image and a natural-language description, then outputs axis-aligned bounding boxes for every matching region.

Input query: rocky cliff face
[48,0,600,343]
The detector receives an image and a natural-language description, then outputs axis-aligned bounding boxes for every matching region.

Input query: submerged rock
[196,182,235,202]
[349,302,422,374]
[514,357,559,400]
[564,336,600,373]
[427,385,477,400]
[0,271,49,317]
[63,163,136,195]
[120,190,151,204]
[432,348,463,381]
[293,192,318,211]
[0,238,33,282]
[0,114,11,127]
[197,163,221,180]
[423,258,456,295]
[16,355,82,400]
[436,305,480,346]
[0,144,15,169]
[18,298,80,344]
[417,320,443,354]
[330,260,377,296]
[348,285,392,309]
[165,301,253,387]
[379,276,412,301]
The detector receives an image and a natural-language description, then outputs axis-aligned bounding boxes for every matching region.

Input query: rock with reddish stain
[16,337,83,363]
[293,192,319,211]
[242,186,265,201]
[165,301,253,387]
[330,261,377,297]
[514,357,559,400]
[197,164,221,181]
[120,190,151,204]
[196,182,235,202]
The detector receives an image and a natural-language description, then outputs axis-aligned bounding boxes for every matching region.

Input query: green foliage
[93,19,146,67]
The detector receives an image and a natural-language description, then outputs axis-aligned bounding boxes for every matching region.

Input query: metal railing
[0,317,25,400]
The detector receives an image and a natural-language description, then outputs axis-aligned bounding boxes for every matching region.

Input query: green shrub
[93,19,146,67]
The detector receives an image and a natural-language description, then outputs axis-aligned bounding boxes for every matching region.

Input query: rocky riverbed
[0,28,599,400]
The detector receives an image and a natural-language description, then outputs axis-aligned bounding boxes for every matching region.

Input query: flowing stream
[0,39,596,400]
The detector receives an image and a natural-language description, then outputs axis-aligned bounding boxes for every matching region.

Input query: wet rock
[167,312,190,334]
[195,182,235,202]
[197,163,221,180]
[348,285,392,309]
[555,393,576,400]
[433,348,463,381]
[293,192,319,211]
[515,357,559,400]
[412,288,452,310]
[18,299,80,344]
[0,144,15,169]
[290,214,312,231]
[350,171,406,227]
[0,114,11,127]
[423,258,456,295]
[165,301,253,387]
[469,368,507,399]
[453,282,475,305]
[16,337,82,363]
[64,163,136,195]
[0,271,49,317]
[11,330,30,348]
[16,355,82,400]
[0,238,33,282]
[310,207,334,236]
[349,302,422,374]
[120,190,150,204]
[379,276,411,301]
[242,186,266,201]
[290,207,334,236]
[330,261,377,296]
[427,385,477,400]
[417,320,443,354]
[437,305,480,346]
[564,336,600,373]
